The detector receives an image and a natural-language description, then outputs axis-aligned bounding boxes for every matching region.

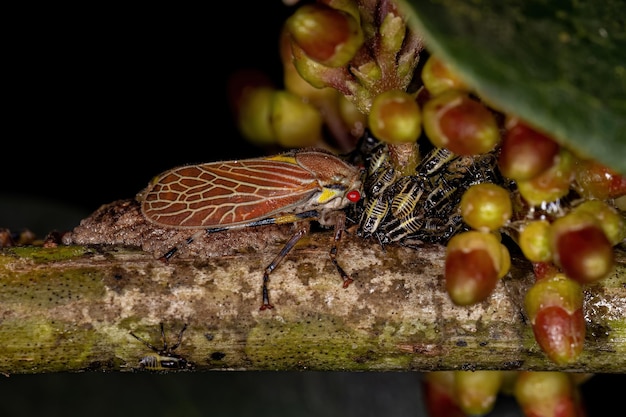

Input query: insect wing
[140,157,321,228]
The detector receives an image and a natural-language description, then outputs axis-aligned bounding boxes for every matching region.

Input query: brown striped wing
[140,157,321,229]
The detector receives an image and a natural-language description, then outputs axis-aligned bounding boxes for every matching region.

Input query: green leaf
[400,0,626,174]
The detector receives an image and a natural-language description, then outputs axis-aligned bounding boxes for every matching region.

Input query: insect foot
[129,322,193,371]
[136,148,364,310]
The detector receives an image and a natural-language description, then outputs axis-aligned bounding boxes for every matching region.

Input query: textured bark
[0,201,624,375]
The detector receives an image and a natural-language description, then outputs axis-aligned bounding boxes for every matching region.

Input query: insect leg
[129,326,160,352]
[159,322,167,350]
[168,323,188,351]
[260,225,309,311]
[159,231,210,263]
[329,211,354,288]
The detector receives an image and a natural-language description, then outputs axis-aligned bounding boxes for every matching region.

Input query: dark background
[4,2,290,234]
[1,2,621,416]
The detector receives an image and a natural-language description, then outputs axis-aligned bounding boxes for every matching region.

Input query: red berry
[445,231,510,305]
[422,372,466,417]
[514,371,582,417]
[445,247,499,306]
[421,55,469,95]
[498,119,560,181]
[524,274,585,364]
[423,90,500,155]
[532,306,585,365]
[460,183,512,232]
[574,157,626,200]
[554,224,614,284]
[285,3,363,68]
[516,148,575,206]
[369,90,421,144]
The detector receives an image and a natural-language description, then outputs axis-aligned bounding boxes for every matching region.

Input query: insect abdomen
[138,354,188,371]
[390,177,424,218]
[358,196,390,237]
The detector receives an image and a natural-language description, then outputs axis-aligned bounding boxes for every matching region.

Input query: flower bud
[422,371,466,417]
[227,68,273,124]
[550,211,614,284]
[338,93,368,137]
[573,157,626,200]
[514,371,583,417]
[285,3,363,68]
[280,27,339,104]
[497,118,560,181]
[379,12,406,56]
[421,55,469,96]
[422,90,500,155]
[445,231,506,305]
[516,148,575,206]
[460,183,512,232]
[572,199,625,246]
[236,85,277,146]
[519,220,553,263]
[368,90,421,144]
[454,370,503,415]
[524,274,585,364]
[271,91,324,148]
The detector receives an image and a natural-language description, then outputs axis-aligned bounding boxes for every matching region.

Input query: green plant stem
[0,232,624,375]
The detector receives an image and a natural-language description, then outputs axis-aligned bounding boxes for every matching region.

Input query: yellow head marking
[318,188,341,204]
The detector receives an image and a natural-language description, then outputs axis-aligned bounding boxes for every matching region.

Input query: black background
[1,2,621,416]
[5,2,289,220]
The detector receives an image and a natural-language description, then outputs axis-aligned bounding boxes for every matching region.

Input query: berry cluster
[229,1,625,416]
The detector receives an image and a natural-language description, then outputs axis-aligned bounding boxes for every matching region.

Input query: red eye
[347,190,361,202]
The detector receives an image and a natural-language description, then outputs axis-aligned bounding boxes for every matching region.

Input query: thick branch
[1,205,625,375]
